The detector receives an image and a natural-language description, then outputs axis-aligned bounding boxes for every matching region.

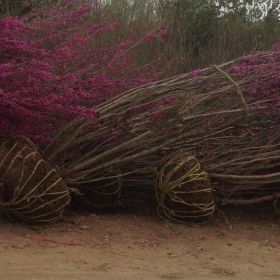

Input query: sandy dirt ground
[0,206,280,280]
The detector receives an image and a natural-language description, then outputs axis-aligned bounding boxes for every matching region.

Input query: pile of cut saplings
[0,51,279,224]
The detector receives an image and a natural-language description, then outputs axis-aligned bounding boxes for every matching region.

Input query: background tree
[1,0,280,72]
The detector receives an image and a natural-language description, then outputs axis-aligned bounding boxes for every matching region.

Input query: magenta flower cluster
[0,1,167,142]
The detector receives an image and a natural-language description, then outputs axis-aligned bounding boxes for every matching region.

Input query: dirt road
[0,207,279,280]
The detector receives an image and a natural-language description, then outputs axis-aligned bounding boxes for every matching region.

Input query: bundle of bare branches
[0,136,70,224]
[39,50,280,221]
[155,152,215,222]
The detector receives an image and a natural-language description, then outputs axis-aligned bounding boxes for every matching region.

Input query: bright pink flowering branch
[0,1,168,142]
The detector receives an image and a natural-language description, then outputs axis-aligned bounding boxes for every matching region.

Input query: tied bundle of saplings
[155,152,215,222]
[44,50,279,221]
[152,117,278,208]
[0,136,70,224]
[115,121,279,219]
[197,124,280,206]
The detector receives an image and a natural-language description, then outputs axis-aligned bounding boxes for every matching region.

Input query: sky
[216,0,280,19]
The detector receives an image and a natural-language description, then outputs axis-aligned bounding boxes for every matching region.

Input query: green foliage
[158,0,220,70]
[155,0,280,72]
